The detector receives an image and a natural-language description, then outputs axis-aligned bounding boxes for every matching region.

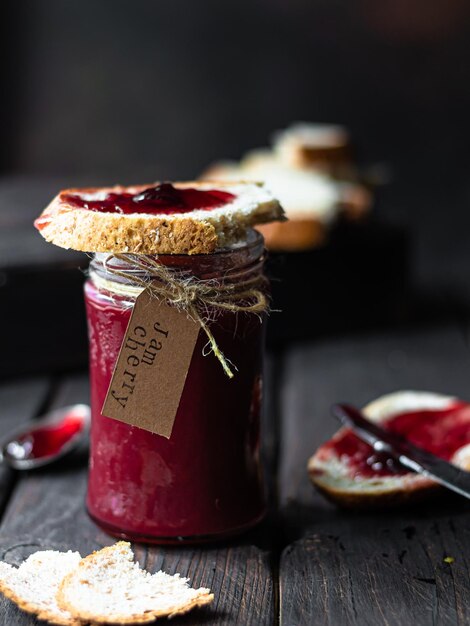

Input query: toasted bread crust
[37,205,219,255]
[281,143,352,172]
[0,578,80,626]
[273,123,352,174]
[309,463,439,510]
[57,542,214,624]
[313,482,442,509]
[35,181,284,255]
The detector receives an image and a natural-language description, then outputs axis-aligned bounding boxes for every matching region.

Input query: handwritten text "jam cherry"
[109,322,169,409]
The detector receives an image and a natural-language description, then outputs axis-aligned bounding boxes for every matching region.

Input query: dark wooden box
[266,220,410,347]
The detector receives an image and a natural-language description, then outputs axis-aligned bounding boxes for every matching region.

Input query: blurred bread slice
[57,541,213,624]
[0,549,81,625]
[308,391,470,508]
[35,181,285,255]
[273,123,372,219]
[203,119,374,252]
[256,219,327,251]
[272,122,352,176]
[203,153,341,251]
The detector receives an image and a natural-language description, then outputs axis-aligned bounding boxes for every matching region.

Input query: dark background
[2,0,470,376]
[2,0,470,286]
[2,0,470,182]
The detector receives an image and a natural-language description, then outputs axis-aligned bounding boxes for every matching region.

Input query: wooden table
[2,324,470,625]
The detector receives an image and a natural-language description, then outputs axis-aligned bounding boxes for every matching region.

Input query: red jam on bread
[62,183,235,216]
[320,401,470,479]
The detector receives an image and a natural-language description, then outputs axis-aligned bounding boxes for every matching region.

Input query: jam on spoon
[1,404,91,470]
[62,183,235,216]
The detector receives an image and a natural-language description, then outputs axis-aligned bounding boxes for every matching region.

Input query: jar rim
[90,229,265,281]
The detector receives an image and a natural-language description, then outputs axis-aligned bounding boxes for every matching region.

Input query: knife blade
[332,403,470,501]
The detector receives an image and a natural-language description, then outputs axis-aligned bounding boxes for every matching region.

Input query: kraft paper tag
[102,289,200,438]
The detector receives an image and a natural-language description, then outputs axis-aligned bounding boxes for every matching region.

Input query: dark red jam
[62,183,235,216]
[5,413,84,461]
[322,402,470,478]
[84,240,267,543]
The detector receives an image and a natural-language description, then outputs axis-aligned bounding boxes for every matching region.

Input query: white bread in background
[203,127,372,251]
[239,149,371,223]
[205,152,340,223]
[203,153,341,251]
[57,541,213,624]
[272,122,372,225]
[240,151,341,222]
[0,550,81,625]
[308,391,470,508]
[34,181,285,255]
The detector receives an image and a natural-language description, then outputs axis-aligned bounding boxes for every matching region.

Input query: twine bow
[101,253,268,378]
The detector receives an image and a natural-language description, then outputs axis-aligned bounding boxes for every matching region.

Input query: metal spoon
[0,404,91,470]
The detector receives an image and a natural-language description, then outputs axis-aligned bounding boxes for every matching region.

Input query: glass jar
[84,230,267,543]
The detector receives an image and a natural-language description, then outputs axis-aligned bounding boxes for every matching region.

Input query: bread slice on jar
[57,541,213,624]
[308,391,470,508]
[0,549,82,625]
[34,181,285,255]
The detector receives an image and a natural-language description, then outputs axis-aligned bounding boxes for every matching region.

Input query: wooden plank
[138,544,274,626]
[0,374,276,625]
[0,377,51,626]
[279,325,470,625]
[281,510,470,626]
[0,377,49,514]
[0,377,98,552]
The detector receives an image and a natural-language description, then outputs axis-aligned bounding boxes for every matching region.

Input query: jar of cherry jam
[84,230,267,543]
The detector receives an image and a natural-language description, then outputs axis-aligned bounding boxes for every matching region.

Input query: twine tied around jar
[99,253,269,378]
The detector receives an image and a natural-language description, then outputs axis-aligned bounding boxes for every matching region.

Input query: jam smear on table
[323,402,470,478]
[5,413,84,461]
[62,183,235,215]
